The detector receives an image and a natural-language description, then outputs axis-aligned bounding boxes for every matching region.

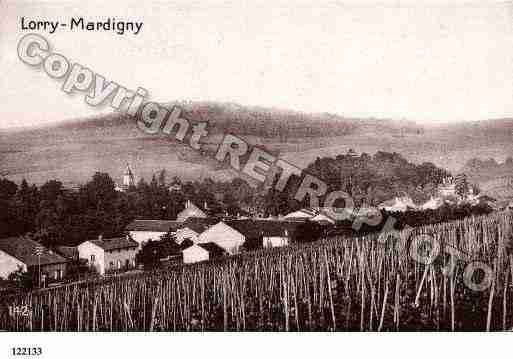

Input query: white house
[438,176,457,197]
[420,196,444,210]
[262,235,289,248]
[196,222,246,255]
[182,243,226,264]
[284,209,316,220]
[78,237,138,275]
[378,196,417,212]
[226,219,299,249]
[0,237,68,282]
[175,218,219,244]
[284,208,338,225]
[310,211,336,225]
[126,220,181,249]
[0,248,25,279]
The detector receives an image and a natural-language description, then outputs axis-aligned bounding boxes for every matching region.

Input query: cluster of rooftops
[0,194,498,273]
[0,202,324,270]
[126,217,301,239]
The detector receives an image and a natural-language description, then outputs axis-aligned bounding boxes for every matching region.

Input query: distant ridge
[1,101,512,197]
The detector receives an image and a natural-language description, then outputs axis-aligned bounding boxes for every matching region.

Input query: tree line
[0,150,481,248]
[0,170,256,248]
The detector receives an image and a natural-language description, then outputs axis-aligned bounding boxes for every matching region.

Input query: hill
[462,157,513,202]
[1,102,513,196]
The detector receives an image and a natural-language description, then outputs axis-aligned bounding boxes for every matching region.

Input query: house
[226,219,299,249]
[126,220,181,248]
[438,176,457,197]
[77,236,138,275]
[175,217,219,244]
[0,237,68,282]
[378,196,417,212]
[196,221,246,255]
[192,219,301,257]
[182,242,226,264]
[420,196,444,210]
[176,200,208,222]
[285,207,342,225]
[284,208,316,221]
[138,239,182,270]
[476,194,498,210]
[310,211,336,226]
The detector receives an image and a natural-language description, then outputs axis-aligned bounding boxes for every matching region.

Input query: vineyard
[1,210,513,331]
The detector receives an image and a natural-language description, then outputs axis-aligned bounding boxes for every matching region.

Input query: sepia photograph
[0,0,512,356]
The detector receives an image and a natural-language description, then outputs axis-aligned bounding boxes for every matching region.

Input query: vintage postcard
[0,0,512,357]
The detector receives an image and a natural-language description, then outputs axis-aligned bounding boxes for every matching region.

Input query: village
[0,160,498,291]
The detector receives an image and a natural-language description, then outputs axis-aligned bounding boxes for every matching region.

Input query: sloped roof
[478,194,497,202]
[197,242,226,256]
[126,220,181,232]
[176,203,207,222]
[311,210,337,224]
[225,219,300,238]
[88,237,138,251]
[421,197,444,210]
[378,196,417,212]
[285,207,348,223]
[55,246,78,259]
[0,237,67,267]
[178,217,219,233]
[284,209,316,219]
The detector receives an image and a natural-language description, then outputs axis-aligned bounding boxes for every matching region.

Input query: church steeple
[123,163,135,189]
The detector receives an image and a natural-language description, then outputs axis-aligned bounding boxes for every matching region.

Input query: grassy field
[1,210,512,331]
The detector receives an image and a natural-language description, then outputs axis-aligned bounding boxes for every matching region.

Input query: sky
[0,1,512,129]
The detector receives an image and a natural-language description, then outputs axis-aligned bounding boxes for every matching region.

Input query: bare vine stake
[292,274,300,331]
[378,279,389,332]
[443,254,447,325]
[486,262,496,332]
[450,269,455,332]
[223,273,228,331]
[369,285,375,331]
[110,286,113,331]
[201,271,205,331]
[429,267,434,310]
[149,286,160,332]
[510,255,513,329]
[92,293,97,332]
[360,263,365,332]
[502,266,508,331]
[415,265,429,308]
[282,260,289,332]
[172,277,176,331]
[394,273,400,331]
[324,250,336,330]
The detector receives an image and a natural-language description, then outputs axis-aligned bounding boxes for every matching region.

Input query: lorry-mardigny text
[20,17,143,35]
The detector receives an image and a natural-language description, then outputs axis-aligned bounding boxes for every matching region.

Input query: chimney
[98,234,103,241]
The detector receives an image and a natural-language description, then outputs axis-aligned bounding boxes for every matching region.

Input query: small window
[90,255,95,263]
[117,260,121,269]
[54,270,59,280]
[110,262,114,268]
